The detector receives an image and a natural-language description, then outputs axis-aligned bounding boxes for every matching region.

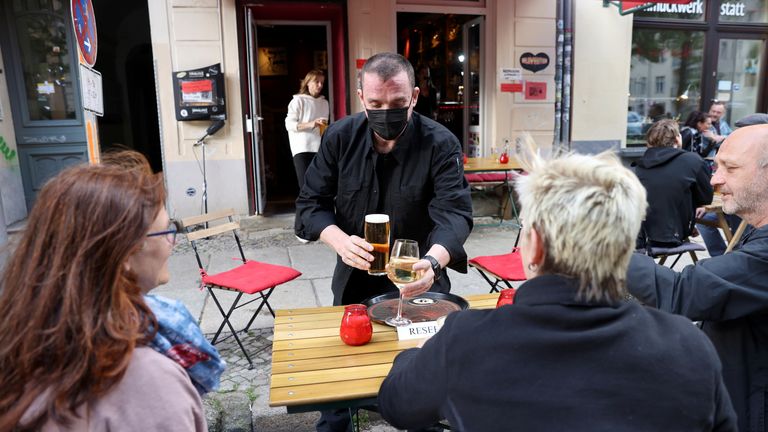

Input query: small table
[697,194,748,253]
[463,157,522,224]
[269,293,498,414]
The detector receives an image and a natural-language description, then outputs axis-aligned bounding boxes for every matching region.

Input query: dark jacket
[627,225,768,431]
[633,146,713,248]
[682,126,718,158]
[379,274,737,432]
[295,112,473,304]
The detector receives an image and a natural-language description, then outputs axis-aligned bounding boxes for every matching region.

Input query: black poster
[172,63,226,121]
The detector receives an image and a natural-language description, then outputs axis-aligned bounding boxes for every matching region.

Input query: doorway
[256,23,330,213]
[397,13,484,155]
[240,1,347,215]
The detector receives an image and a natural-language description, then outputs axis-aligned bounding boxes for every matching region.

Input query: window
[655,76,666,94]
[718,0,768,24]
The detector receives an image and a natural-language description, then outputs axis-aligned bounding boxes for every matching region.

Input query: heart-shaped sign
[520,52,550,73]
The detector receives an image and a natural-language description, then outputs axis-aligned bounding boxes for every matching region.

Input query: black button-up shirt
[295,111,473,304]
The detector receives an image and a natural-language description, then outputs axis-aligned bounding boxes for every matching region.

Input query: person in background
[285,69,330,189]
[414,64,437,119]
[0,154,206,431]
[681,110,718,158]
[626,125,768,432]
[378,147,736,431]
[632,119,713,250]
[295,52,473,432]
[708,100,732,141]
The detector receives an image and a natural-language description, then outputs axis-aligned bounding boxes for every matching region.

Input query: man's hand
[399,259,434,297]
[695,206,707,219]
[320,225,374,271]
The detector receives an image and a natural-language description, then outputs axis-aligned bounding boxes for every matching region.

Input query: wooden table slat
[273,339,421,362]
[273,332,399,351]
[270,377,384,407]
[271,363,392,388]
[273,323,392,341]
[272,350,402,374]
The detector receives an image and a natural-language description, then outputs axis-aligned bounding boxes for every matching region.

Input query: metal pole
[562,0,573,152]
[554,0,564,151]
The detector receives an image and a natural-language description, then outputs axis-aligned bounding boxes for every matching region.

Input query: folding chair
[645,240,706,269]
[468,229,527,293]
[181,208,301,369]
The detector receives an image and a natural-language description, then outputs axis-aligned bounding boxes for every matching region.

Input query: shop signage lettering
[645,0,703,14]
[720,2,746,16]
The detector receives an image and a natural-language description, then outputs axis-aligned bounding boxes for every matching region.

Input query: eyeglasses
[147,219,182,244]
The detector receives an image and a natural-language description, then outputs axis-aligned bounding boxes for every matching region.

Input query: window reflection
[14,1,76,121]
[627,29,705,146]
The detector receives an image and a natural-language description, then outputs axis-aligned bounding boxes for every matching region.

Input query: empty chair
[181,209,301,368]
[468,230,526,293]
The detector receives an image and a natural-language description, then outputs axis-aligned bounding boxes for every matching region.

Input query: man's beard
[722,175,768,218]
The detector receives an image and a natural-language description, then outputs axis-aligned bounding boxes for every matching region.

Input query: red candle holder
[496,288,516,308]
[499,152,510,164]
[340,304,373,346]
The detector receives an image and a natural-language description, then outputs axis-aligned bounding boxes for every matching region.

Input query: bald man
[627,125,768,431]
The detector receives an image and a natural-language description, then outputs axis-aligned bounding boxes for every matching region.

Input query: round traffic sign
[71,0,98,67]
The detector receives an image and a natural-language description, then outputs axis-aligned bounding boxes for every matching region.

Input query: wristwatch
[423,255,441,281]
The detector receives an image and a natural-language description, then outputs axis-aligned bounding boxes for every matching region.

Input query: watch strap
[423,255,441,281]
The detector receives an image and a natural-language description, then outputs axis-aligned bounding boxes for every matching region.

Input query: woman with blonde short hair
[378,146,736,431]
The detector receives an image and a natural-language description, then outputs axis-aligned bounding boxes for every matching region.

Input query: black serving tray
[362,291,469,326]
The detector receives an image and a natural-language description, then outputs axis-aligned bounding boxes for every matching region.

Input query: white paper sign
[396,321,440,340]
[79,64,104,116]
[500,68,523,82]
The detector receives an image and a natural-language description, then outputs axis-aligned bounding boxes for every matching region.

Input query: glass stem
[396,290,404,320]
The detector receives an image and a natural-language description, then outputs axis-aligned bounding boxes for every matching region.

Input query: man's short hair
[646,119,680,148]
[515,147,647,302]
[358,52,415,90]
[710,100,727,109]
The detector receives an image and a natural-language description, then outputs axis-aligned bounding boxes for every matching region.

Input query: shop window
[715,38,765,124]
[718,0,768,24]
[627,29,705,146]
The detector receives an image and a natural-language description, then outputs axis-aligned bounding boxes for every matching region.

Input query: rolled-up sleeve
[427,141,473,272]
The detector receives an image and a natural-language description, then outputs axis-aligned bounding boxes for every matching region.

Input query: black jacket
[627,225,768,431]
[682,126,718,157]
[633,146,713,248]
[379,274,737,431]
[295,112,473,304]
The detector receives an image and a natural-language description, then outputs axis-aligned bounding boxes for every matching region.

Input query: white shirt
[285,94,330,156]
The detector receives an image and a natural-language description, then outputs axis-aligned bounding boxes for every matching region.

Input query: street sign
[71,0,98,67]
[79,64,103,116]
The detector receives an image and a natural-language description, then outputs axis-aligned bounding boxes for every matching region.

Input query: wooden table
[269,293,499,413]
[463,157,522,224]
[698,194,748,253]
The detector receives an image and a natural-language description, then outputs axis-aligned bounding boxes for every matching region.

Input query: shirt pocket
[336,182,363,223]
[396,183,431,222]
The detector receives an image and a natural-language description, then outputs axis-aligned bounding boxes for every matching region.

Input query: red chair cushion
[469,249,527,281]
[465,172,510,183]
[202,260,302,294]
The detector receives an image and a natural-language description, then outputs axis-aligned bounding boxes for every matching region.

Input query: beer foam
[365,214,389,223]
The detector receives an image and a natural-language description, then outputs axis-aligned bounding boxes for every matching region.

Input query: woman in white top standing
[285,69,330,190]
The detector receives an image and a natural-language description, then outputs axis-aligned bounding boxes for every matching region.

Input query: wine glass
[385,239,422,327]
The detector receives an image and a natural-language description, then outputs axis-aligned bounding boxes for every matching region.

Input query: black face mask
[366,105,410,141]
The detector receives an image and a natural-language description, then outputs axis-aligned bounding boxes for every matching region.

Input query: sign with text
[396,321,440,340]
[499,68,523,81]
[500,82,523,93]
[79,64,103,116]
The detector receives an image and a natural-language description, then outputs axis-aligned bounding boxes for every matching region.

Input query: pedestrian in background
[285,69,330,190]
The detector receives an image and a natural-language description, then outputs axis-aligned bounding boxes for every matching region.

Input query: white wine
[387,257,423,287]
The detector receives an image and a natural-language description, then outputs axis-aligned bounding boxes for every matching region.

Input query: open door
[463,17,483,155]
[244,8,267,214]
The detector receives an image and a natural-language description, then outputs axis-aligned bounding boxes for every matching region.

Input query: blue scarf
[144,294,226,395]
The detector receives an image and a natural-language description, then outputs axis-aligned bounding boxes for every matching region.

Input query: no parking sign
[71,0,98,67]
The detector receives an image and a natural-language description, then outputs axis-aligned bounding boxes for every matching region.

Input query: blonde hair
[515,136,647,302]
[298,69,325,95]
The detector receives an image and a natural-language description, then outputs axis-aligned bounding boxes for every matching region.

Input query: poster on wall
[525,81,547,100]
[258,47,288,76]
[172,63,226,121]
[520,52,550,73]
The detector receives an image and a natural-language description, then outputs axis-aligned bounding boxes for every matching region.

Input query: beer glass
[364,214,390,275]
[385,239,422,327]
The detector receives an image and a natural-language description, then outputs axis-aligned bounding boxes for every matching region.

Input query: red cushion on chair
[202,261,302,294]
[465,173,484,182]
[469,249,527,281]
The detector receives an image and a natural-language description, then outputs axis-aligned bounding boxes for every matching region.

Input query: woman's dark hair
[684,111,710,129]
[0,151,165,429]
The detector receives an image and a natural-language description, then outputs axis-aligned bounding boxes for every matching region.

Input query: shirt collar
[514,274,621,307]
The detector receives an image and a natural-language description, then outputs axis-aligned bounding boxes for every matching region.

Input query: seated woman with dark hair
[0,152,207,431]
[378,138,736,431]
[681,110,718,158]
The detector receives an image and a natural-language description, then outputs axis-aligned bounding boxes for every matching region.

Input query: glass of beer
[364,214,390,276]
[385,239,422,327]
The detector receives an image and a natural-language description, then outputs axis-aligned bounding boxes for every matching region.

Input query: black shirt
[295,111,473,304]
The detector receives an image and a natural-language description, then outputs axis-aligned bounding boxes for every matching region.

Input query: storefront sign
[500,83,523,93]
[525,82,547,100]
[720,2,746,16]
[641,0,702,14]
[520,53,549,73]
